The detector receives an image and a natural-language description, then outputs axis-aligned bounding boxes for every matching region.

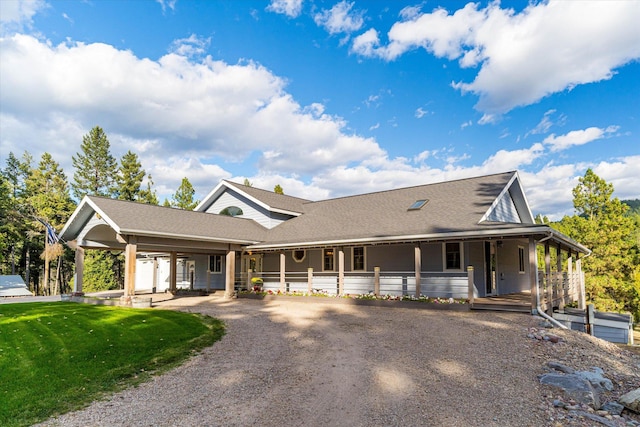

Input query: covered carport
[60,196,267,298]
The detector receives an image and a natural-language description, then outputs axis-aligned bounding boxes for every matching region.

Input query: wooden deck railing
[538,271,584,312]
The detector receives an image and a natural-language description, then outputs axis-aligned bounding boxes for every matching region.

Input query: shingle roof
[252,171,517,248]
[223,180,310,214]
[62,196,268,244]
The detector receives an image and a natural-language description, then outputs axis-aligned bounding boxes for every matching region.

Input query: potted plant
[251,277,263,292]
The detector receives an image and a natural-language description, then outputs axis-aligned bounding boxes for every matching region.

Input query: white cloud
[543,126,619,152]
[314,1,365,35]
[0,0,47,33]
[0,33,385,198]
[156,0,177,13]
[267,0,303,18]
[415,107,429,118]
[168,34,210,59]
[352,1,640,116]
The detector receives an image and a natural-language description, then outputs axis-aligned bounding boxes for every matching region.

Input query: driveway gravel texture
[39,295,640,427]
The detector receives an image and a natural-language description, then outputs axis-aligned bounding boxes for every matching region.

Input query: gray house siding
[204,189,292,229]
[497,239,530,294]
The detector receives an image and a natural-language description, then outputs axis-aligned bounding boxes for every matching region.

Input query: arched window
[219,206,243,217]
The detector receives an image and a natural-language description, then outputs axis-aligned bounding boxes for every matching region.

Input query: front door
[485,241,497,295]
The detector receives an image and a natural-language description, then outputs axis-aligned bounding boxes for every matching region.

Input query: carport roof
[61,196,268,245]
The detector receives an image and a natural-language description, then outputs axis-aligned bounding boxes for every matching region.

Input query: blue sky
[1,0,639,219]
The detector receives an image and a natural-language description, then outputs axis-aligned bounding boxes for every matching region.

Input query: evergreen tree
[81,251,118,292]
[274,184,284,195]
[243,178,253,187]
[25,153,75,295]
[138,174,159,205]
[116,151,145,201]
[555,169,639,317]
[1,152,32,277]
[171,177,199,210]
[72,126,118,199]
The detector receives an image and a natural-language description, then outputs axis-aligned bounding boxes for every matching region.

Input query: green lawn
[0,302,225,427]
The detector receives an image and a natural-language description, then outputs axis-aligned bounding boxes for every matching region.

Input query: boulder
[619,388,640,413]
[539,373,600,409]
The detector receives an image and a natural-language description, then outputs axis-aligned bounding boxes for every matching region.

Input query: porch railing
[537,271,584,312]
[239,269,469,299]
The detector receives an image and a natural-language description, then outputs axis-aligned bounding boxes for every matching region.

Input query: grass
[0,302,225,427]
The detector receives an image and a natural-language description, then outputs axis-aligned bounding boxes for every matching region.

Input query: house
[60,171,589,313]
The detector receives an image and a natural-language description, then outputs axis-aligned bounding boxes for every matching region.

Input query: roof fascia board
[512,171,535,224]
[247,225,588,253]
[478,172,517,223]
[194,181,227,212]
[118,229,260,245]
[60,196,121,239]
[223,181,302,217]
[85,198,122,234]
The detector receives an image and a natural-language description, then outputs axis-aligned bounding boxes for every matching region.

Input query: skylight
[408,199,428,210]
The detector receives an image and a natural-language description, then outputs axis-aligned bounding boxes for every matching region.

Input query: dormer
[195,180,310,229]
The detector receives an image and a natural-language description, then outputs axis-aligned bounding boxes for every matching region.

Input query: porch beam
[225,250,236,298]
[73,246,84,293]
[414,244,422,297]
[123,238,137,297]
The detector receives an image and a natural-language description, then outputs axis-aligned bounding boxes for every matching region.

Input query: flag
[37,219,60,245]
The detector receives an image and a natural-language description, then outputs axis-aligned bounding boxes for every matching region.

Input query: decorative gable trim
[479,172,534,224]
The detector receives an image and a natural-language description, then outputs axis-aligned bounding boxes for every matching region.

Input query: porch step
[471,303,531,313]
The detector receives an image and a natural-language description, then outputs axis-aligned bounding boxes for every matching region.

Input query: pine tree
[274,184,284,195]
[116,151,145,201]
[555,169,639,317]
[25,153,75,295]
[171,177,199,210]
[138,174,159,205]
[72,126,118,199]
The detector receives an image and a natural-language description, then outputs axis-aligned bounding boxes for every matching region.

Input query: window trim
[208,255,223,274]
[442,242,464,271]
[352,246,366,271]
[323,248,335,272]
[292,249,306,263]
[518,245,526,274]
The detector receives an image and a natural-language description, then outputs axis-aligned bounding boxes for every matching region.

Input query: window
[323,248,335,271]
[209,255,222,273]
[518,246,526,273]
[352,247,365,271]
[219,206,243,217]
[444,242,462,270]
[292,249,306,263]
[408,199,429,210]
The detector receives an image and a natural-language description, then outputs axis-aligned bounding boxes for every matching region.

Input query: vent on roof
[408,199,429,210]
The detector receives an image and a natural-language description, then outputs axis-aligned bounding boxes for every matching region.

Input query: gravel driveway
[40,295,640,427]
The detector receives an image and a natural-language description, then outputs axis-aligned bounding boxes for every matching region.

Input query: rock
[576,368,614,392]
[553,399,566,408]
[576,410,618,427]
[619,388,640,413]
[548,361,576,374]
[546,334,562,343]
[601,401,624,416]
[539,373,601,409]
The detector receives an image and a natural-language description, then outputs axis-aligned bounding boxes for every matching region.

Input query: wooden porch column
[545,242,552,316]
[124,238,137,296]
[152,257,158,293]
[338,248,345,295]
[467,266,475,305]
[247,269,253,291]
[576,256,586,309]
[169,251,177,292]
[414,244,422,297]
[225,250,235,298]
[374,267,380,296]
[307,268,313,293]
[279,252,286,292]
[557,244,564,309]
[528,238,538,313]
[73,246,84,293]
